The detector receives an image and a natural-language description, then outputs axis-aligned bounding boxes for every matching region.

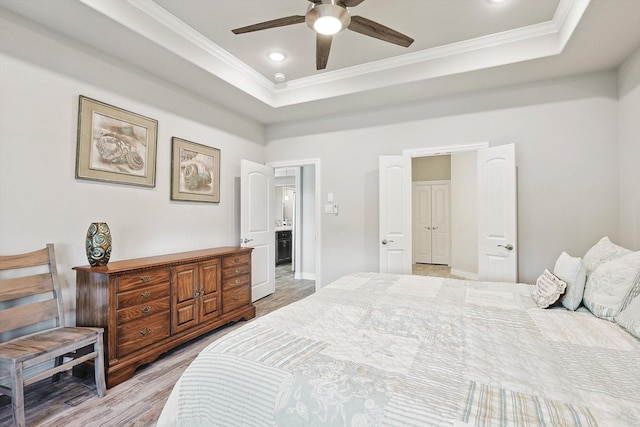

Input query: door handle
[381,239,394,245]
[241,238,253,244]
[498,244,514,251]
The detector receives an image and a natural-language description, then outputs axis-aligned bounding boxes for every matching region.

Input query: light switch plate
[324,204,334,214]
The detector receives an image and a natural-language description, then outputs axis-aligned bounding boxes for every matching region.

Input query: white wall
[0,17,265,321]
[451,151,478,278]
[266,71,620,286]
[618,46,640,251]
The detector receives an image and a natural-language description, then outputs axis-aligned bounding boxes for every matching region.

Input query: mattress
[157,272,640,426]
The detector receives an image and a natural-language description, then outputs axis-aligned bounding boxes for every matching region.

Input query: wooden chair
[0,244,106,426]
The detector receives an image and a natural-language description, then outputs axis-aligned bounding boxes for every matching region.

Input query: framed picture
[76,95,158,187]
[171,137,220,203]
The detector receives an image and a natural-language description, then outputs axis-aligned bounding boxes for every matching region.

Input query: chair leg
[94,334,106,397]
[10,362,26,427]
[52,355,64,382]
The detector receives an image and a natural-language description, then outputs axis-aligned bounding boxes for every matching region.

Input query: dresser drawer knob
[140,276,151,283]
[141,306,152,314]
[233,295,240,301]
[141,291,152,299]
[235,269,240,274]
[234,258,240,263]
[235,279,241,284]
[140,327,152,337]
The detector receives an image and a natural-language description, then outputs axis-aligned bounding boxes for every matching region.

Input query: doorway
[399,142,517,282]
[409,150,478,280]
[269,159,321,293]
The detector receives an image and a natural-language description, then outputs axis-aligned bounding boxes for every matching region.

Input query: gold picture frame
[76,95,158,187]
[171,137,220,203]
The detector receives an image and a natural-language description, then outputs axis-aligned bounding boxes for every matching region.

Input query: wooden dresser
[74,247,254,388]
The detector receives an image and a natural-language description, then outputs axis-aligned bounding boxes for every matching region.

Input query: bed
[157,271,640,426]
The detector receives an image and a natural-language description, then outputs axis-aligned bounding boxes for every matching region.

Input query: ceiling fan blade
[316,34,333,70]
[348,15,414,47]
[341,0,366,7]
[232,15,305,34]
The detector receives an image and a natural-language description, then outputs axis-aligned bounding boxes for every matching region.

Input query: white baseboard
[450,268,480,281]
[294,271,316,281]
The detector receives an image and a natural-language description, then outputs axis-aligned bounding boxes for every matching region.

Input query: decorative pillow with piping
[531,269,567,309]
[615,295,640,339]
[553,251,587,311]
[583,250,640,320]
[582,236,632,276]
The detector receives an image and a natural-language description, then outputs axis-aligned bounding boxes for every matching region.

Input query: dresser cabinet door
[199,259,221,322]
[172,263,199,333]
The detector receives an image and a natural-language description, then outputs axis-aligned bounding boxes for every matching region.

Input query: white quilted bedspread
[157,273,640,426]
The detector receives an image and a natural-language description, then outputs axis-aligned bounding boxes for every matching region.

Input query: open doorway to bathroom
[269,163,318,309]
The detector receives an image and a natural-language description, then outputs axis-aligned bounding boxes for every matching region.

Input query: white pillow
[583,250,640,320]
[531,269,567,309]
[582,236,632,276]
[553,251,587,311]
[615,296,640,339]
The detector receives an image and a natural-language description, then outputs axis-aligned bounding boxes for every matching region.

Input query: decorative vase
[86,222,112,266]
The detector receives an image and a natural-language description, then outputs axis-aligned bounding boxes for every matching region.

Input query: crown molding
[79,0,590,108]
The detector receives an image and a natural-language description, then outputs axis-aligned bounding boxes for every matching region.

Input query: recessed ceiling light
[487,0,507,3]
[274,73,286,82]
[267,51,287,62]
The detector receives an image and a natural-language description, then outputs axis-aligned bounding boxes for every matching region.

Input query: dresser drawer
[222,253,250,269]
[222,263,251,279]
[117,283,170,309]
[223,284,251,313]
[117,311,170,356]
[223,274,250,290]
[117,268,170,292]
[117,297,170,324]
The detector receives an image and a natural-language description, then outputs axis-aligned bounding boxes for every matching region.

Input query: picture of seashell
[182,160,212,190]
[96,135,127,162]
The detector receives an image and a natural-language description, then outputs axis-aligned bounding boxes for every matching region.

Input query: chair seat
[0,326,103,364]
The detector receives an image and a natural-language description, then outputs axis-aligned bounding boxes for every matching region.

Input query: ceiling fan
[231,0,414,71]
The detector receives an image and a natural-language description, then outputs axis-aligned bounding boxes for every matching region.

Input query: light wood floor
[412,263,464,279]
[0,264,314,427]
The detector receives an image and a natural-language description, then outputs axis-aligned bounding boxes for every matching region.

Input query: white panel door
[477,144,517,282]
[412,183,432,264]
[241,159,275,301]
[379,155,412,274]
[431,183,451,265]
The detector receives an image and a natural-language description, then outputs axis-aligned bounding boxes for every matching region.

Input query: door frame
[402,141,489,276]
[268,158,322,292]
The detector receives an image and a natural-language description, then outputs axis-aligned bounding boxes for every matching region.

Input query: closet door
[412,182,451,265]
[412,183,433,263]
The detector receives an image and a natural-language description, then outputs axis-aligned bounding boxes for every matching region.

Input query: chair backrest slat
[0,247,49,271]
[0,244,65,338]
[0,273,54,302]
[0,299,59,335]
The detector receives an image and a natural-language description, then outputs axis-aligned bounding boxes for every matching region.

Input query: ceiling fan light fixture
[314,16,343,35]
[306,2,351,36]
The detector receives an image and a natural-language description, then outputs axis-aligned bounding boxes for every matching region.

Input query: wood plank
[0,273,53,302]
[0,247,49,271]
[0,299,58,334]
